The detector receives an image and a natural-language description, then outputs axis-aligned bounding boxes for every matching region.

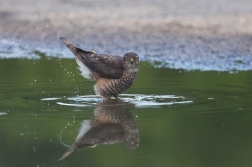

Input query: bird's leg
[102,96,109,101]
[114,95,120,101]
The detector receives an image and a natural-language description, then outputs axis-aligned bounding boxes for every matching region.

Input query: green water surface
[0,56,252,167]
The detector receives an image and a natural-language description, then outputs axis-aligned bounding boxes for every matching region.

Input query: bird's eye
[126,57,129,61]
[133,57,137,61]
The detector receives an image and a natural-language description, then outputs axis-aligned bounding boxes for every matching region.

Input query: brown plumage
[59,37,139,99]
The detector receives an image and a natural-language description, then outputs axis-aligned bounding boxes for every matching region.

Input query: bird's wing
[85,53,124,79]
[75,48,124,79]
[60,36,124,79]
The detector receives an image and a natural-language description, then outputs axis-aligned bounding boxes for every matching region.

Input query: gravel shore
[1,0,252,70]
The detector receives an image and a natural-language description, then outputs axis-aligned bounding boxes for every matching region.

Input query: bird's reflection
[59,102,140,160]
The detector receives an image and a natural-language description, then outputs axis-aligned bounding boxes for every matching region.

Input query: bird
[59,37,139,100]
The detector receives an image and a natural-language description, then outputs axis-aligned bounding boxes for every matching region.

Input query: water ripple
[41,94,193,108]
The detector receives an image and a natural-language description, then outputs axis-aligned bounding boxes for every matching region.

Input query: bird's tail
[59,36,77,55]
[58,143,78,161]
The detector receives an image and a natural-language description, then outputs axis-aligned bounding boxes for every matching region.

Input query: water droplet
[0,112,7,116]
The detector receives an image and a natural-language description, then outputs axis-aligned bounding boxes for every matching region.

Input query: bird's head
[123,132,140,149]
[123,52,139,70]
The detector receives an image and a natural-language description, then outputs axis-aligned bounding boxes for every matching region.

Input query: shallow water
[0,56,252,167]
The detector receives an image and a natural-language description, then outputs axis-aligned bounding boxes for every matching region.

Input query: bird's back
[60,37,124,80]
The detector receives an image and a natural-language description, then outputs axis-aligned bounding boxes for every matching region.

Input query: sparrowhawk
[60,37,139,100]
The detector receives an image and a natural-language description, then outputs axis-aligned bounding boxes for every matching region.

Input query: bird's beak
[130,58,133,63]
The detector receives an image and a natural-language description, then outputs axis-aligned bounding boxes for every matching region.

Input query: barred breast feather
[94,70,138,98]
